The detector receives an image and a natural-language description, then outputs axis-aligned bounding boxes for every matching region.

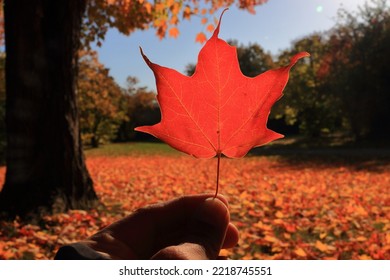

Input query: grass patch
[84,142,181,157]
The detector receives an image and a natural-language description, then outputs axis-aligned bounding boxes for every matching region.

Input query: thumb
[151,197,229,260]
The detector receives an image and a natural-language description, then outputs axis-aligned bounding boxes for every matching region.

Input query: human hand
[80,194,239,259]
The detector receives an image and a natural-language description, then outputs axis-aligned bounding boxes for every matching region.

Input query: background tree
[273,34,342,137]
[270,0,390,139]
[78,50,127,147]
[0,0,98,218]
[115,77,159,142]
[0,0,268,218]
[232,40,275,77]
[83,0,269,46]
[0,52,5,162]
[326,0,390,140]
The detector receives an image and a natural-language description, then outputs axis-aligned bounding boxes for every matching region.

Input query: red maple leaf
[136,10,309,194]
[136,12,308,159]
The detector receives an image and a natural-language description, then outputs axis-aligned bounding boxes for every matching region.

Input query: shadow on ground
[249,136,390,173]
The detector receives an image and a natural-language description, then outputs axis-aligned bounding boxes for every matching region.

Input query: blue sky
[93,0,368,91]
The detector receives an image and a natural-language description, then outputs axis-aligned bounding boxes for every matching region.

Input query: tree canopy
[78,50,128,147]
[83,0,268,45]
[0,0,269,47]
[275,0,390,139]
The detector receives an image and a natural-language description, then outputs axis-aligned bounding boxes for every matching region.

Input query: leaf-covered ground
[0,144,389,259]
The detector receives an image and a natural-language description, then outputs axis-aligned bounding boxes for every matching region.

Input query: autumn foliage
[82,0,269,46]
[78,50,128,147]
[0,148,389,260]
[0,0,268,48]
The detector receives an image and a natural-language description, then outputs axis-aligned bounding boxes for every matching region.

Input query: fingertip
[181,196,230,259]
[195,196,229,226]
[222,223,239,249]
[213,194,229,208]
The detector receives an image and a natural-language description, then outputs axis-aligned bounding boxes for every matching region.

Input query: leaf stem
[214,151,221,198]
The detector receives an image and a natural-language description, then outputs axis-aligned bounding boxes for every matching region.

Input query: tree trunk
[90,136,99,148]
[0,0,98,218]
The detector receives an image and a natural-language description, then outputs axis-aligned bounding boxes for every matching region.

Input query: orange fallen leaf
[315,240,329,252]
[294,247,307,257]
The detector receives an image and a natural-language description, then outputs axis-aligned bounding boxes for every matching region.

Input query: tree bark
[0,0,98,218]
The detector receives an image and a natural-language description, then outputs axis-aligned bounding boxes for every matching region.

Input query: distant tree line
[274,0,390,140]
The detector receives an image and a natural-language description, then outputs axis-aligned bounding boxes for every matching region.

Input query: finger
[99,194,232,259]
[152,197,229,259]
[222,222,239,248]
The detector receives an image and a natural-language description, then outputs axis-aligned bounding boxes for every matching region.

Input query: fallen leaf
[319,232,327,239]
[315,240,332,252]
[294,247,307,257]
[0,155,389,260]
[275,210,284,218]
